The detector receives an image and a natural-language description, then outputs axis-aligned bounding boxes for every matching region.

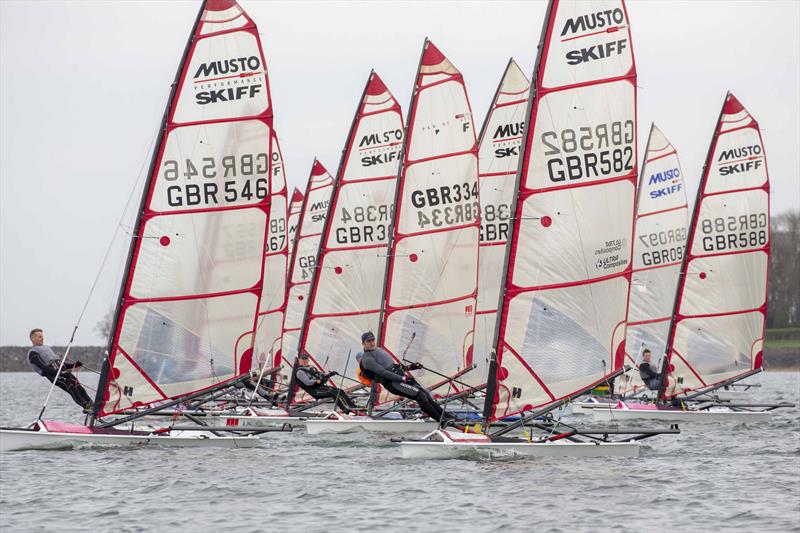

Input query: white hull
[571,401,615,414]
[400,439,639,459]
[592,406,771,423]
[220,414,305,428]
[305,417,438,435]
[0,426,259,452]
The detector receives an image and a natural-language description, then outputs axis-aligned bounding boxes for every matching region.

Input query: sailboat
[1,0,280,451]
[571,124,689,414]
[469,59,531,387]
[593,93,792,423]
[307,40,482,434]
[401,0,677,459]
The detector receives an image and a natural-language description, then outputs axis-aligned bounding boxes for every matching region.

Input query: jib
[718,144,761,162]
[196,85,262,105]
[362,150,400,167]
[560,8,624,36]
[566,39,627,66]
[194,56,261,79]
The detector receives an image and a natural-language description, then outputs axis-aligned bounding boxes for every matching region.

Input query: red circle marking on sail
[409,253,418,263]
[160,236,171,247]
[699,272,707,280]
[541,216,552,227]
[334,266,343,275]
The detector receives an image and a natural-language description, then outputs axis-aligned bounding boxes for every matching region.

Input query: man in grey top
[357,331,454,425]
[295,353,357,413]
[27,328,93,410]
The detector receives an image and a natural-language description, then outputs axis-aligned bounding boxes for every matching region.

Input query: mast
[376,43,427,345]
[295,72,375,369]
[91,0,207,422]
[482,3,552,429]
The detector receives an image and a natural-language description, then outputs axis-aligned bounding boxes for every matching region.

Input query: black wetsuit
[639,362,661,391]
[28,346,93,409]
[358,348,452,423]
[296,365,356,413]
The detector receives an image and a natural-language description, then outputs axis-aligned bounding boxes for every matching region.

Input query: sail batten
[96,0,274,416]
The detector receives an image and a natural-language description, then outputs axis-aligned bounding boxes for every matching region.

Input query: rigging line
[37,129,159,421]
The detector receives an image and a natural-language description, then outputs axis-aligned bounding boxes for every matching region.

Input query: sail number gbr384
[161,153,269,208]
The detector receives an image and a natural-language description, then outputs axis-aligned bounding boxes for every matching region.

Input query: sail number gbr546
[161,153,269,208]
[541,119,634,182]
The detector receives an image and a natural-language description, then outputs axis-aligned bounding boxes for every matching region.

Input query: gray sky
[1,0,798,346]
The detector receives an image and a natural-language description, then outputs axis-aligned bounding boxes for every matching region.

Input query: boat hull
[400,440,640,459]
[592,406,771,423]
[0,427,259,452]
[305,418,438,435]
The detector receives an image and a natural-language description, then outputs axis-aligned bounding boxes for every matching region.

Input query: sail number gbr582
[161,153,269,208]
[541,119,634,182]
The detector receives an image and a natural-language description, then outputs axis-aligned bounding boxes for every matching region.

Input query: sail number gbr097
[161,153,269,208]
[541,120,634,183]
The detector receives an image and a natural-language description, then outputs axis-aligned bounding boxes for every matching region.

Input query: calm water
[1,371,798,532]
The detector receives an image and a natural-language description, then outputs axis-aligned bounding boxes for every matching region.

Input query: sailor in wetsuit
[27,328,93,410]
[356,331,455,425]
[295,353,357,413]
[638,349,662,391]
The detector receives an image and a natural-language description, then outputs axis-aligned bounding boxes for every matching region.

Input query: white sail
[471,59,531,387]
[286,187,304,270]
[488,0,638,420]
[98,0,274,415]
[619,125,688,396]
[279,161,334,366]
[379,40,479,392]
[251,132,289,373]
[299,72,403,383]
[663,93,769,396]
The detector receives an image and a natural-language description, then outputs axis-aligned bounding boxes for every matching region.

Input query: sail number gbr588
[162,154,269,207]
[541,120,634,182]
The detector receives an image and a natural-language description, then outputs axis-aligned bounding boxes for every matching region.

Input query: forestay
[619,125,688,396]
[299,73,403,382]
[96,0,273,416]
[279,161,334,366]
[251,133,289,373]
[487,0,638,420]
[662,93,769,397]
[471,60,530,387]
[379,40,479,391]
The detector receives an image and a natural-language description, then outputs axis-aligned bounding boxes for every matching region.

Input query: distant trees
[768,210,800,328]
